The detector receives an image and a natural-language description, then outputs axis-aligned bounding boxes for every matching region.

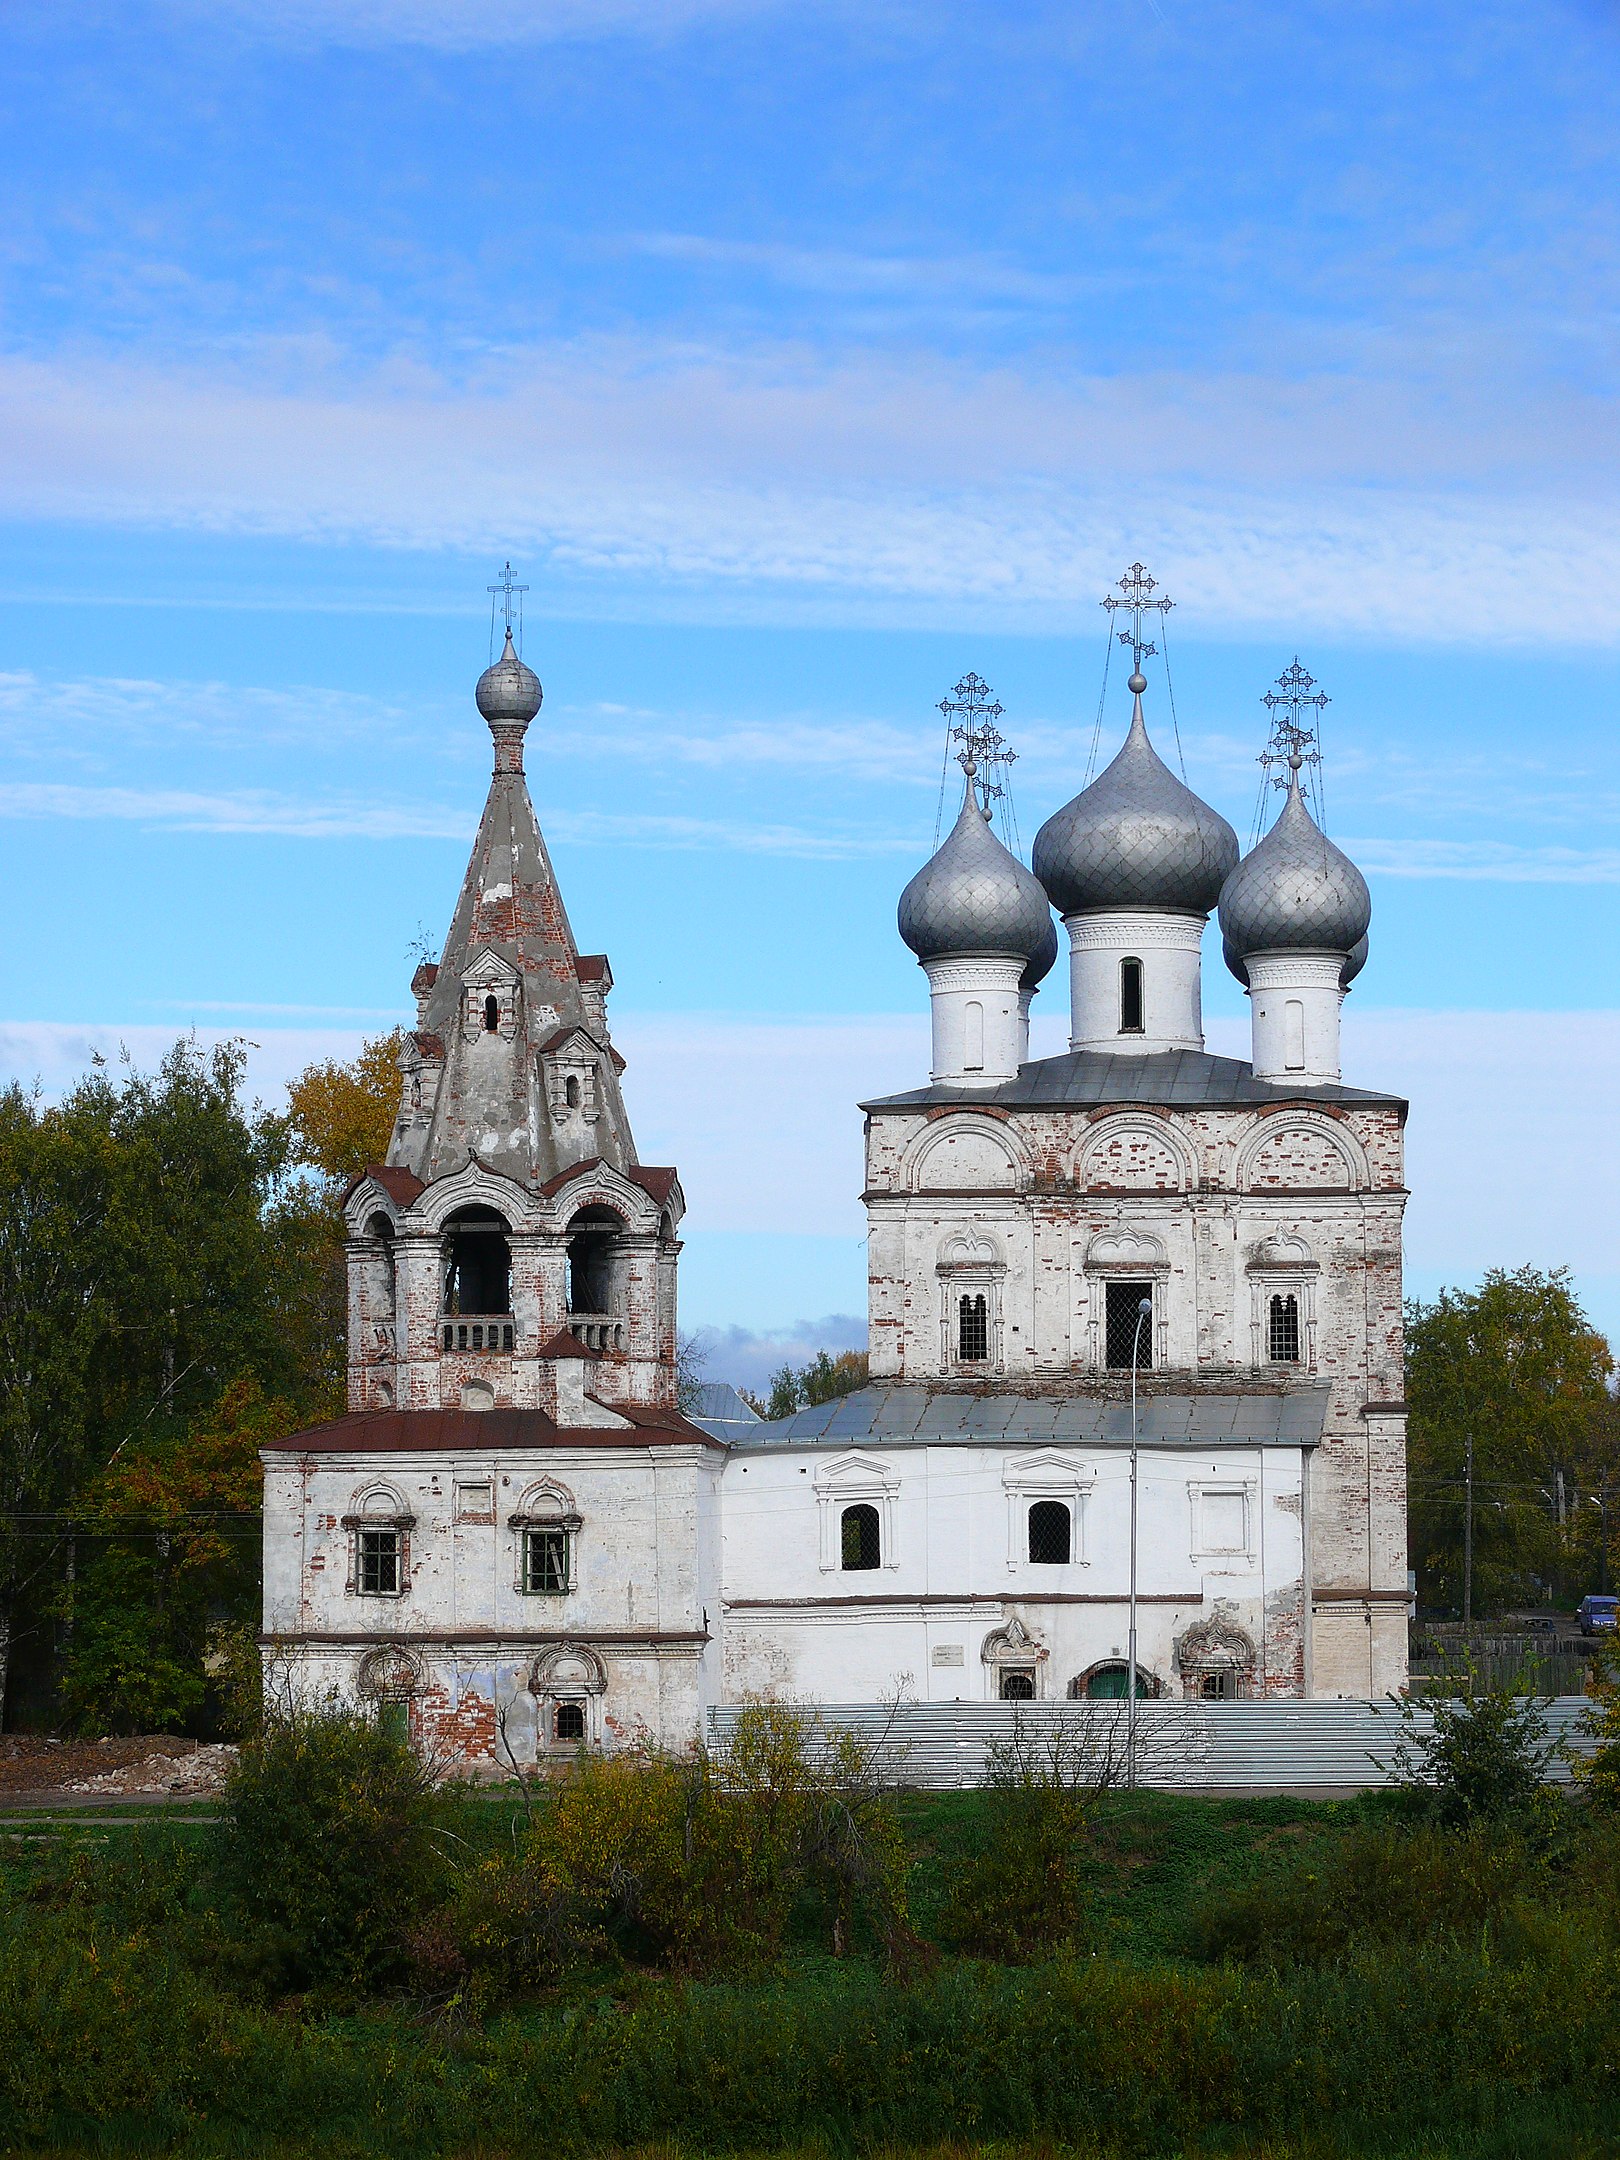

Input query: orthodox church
[260,569,1408,1763]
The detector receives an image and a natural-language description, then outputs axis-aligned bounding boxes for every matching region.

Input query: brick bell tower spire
[343,579,685,1420]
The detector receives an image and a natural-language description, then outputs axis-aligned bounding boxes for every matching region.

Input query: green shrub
[1384,1661,1563,1825]
[215,1702,451,1995]
[1192,1820,1545,1967]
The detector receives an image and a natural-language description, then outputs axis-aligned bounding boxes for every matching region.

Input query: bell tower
[342,574,684,1423]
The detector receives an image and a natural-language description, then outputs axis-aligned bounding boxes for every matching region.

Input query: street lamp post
[1127,1294,1153,1788]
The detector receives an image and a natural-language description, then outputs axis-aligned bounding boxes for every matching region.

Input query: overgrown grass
[3,1712,1620,2159]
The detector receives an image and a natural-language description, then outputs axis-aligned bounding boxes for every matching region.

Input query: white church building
[261,573,1409,1764]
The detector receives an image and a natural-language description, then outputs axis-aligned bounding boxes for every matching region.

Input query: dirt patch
[0,1734,234,1797]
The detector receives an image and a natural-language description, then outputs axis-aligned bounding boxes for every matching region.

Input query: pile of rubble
[63,1743,238,1797]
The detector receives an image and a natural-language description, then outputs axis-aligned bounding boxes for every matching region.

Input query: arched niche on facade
[532,1641,608,1748]
[1175,1610,1258,1701]
[1067,1659,1163,1701]
[441,1206,512,1319]
[905,1116,1024,1194]
[1235,1113,1367,1194]
[981,1615,1048,1700]
[1076,1114,1195,1194]
[357,1645,422,1701]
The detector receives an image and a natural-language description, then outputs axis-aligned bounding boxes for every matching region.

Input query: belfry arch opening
[363,1212,396,1323]
[441,1207,511,1317]
[567,1206,627,1322]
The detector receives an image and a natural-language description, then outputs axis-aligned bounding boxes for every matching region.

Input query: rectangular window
[522,1526,570,1595]
[1120,957,1144,1033]
[964,999,984,1070]
[1104,1280,1153,1369]
[958,1292,989,1362]
[357,1527,401,1596]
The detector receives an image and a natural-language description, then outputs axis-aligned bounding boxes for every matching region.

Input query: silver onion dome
[1218,768,1371,962]
[899,775,1054,965]
[1032,687,1239,916]
[1020,907,1059,992]
[476,627,543,727]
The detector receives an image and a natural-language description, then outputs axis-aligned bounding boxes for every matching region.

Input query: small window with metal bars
[840,1502,881,1571]
[957,1292,989,1362]
[356,1526,401,1597]
[1028,1499,1071,1565]
[522,1526,571,1596]
[1268,1291,1301,1363]
[1104,1281,1153,1369]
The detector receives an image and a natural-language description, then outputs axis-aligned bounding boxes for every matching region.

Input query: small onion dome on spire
[1020,907,1059,992]
[898,768,1054,966]
[476,627,542,773]
[1032,678,1239,916]
[1218,763,1371,972]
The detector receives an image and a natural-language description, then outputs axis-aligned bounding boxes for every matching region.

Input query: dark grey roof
[1032,695,1239,917]
[1218,775,1372,960]
[688,1382,764,1441]
[731,1384,1331,1450]
[897,778,1054,967]
[861,1045,1404,1114]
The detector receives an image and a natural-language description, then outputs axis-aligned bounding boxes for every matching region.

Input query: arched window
[554,1701,586,1742]
[1268,1292,1301,1363]
[1072,1663,1158,1700]
[958,1293,989,1362]
[565,1074,581,1109]
[841,1502,880,1571]
[1028,1499,1071,1565]
[1120,957,1144,1034]
[364,1213,396,1321]
[483,994,500,1032]
[441,1208,511,1319]
[1000,1669,1036,1700]
[567,1206,624,1317]
[1284,999,1305,1070]
[964,999,984,1070]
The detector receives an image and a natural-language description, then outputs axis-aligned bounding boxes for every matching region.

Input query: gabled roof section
[344,1164,425,1211]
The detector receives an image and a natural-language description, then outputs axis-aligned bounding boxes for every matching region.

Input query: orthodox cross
[487,561,529,650]
[1102,562,1173,680]
[938,673,1016,815]
[1260,657,1328,787]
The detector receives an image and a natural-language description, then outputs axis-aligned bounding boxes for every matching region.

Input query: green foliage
[1384,1660,1563,1826]
[1193,1820,1544,1967]
[938,1708,1123,1958]
[763,1347,869,1420]
[1406,1266,1618,1614]
[58,1377,292,1734]
[1574,1637,1620,1809]
[216,1702,451,1994]
[0,1038,341,1725]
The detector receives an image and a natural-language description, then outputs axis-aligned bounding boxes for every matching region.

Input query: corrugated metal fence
[708,1698,1598,1792]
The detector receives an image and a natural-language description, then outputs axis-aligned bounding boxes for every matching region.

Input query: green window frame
[522,1525,571,1596]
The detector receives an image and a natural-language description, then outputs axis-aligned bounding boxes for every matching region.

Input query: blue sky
[2,0,1620,1382]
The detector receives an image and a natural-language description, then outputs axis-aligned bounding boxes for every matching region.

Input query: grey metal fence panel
[707,1698,1597,1792]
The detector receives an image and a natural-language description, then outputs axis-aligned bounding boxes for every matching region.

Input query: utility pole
[1463,1433,1474,1627]
[1602,1478,1611,1597]
[1126,1294,1153,1789]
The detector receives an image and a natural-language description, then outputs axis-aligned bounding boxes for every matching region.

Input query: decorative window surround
[1001,1451,1092,1573]
[1082,1228,1169,1370]
[814,1452,900,1573]
[1188,1479,1256,1561]
[936,1228,1007,1375]
[1245,1231,1320,1370]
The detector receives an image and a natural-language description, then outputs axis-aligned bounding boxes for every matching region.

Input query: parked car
[1579,1594,1619,1636]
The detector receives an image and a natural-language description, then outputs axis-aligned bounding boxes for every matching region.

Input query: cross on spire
[487,560,529,645]
[1260,657,1329,788]
[1102,561,1173,677]
[939,673,1016,815]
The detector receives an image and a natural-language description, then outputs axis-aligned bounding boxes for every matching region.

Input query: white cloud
[5,1004,1618,1337]
[1349,838,1620,883]
[6,344,1620,641]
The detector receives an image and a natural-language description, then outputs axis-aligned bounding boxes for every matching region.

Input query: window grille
[840,1502,881,1572]
[1000,1670,1036,1700]
[1119,957,1144,1033]
[1104,1281,1153,1369]
[957,1292,989,1362]
[1268,1292,1301,1362]
[357,1527,401,1596]
[553,1701,586,1741]
[522,1526,570,1595]
[1028,1499,1071,1565]
[1200,1670,1237,1702]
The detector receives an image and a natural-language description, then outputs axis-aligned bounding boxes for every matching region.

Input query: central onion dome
[1033,682,1239,916]
[476,627,543,728]
[1218,763,1371,978]
[898,770,1054,966]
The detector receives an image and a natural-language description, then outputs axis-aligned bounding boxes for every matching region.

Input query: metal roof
[861,1045,1404,1114]
[729,1384,1331,1450]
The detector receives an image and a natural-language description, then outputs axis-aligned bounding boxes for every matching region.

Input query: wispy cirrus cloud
[1349,837,1620,883]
